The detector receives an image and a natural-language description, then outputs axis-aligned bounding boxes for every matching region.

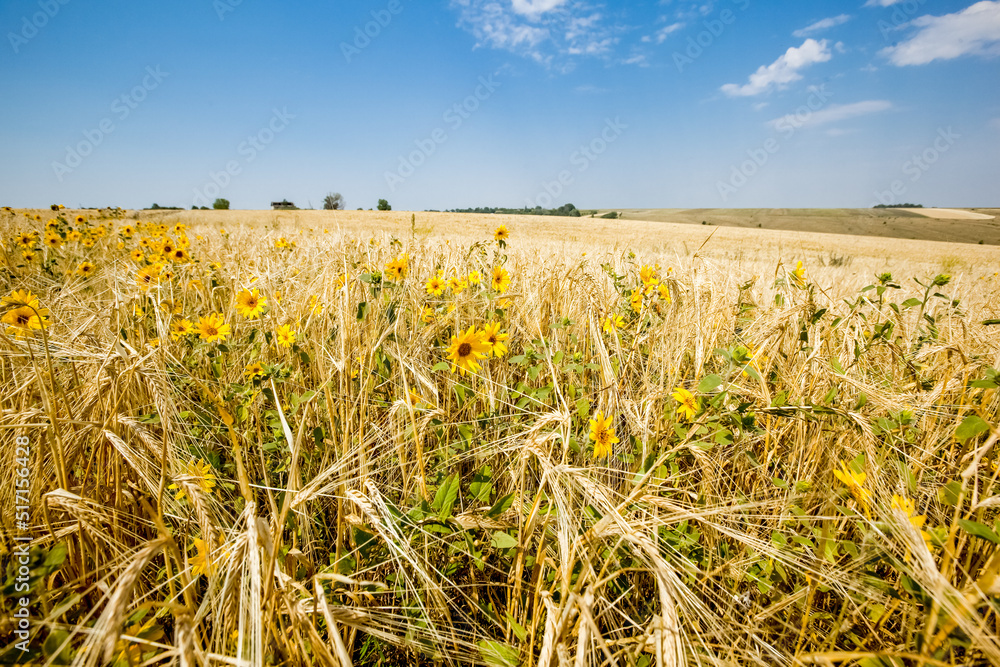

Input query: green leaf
[575,398,591,420]
[901,297,923,309]
[938,481,963,507]
[958,519,1000,544]
[356,302,369,320]
[487,492,515,518]
[470,466,493,503]
[956,415,991,442]
[506,613,528,642]
[478,640,520,667]
[491,531,518,550]
[431,361,451,372]
[435,473,460,519]
[697,374,723,393]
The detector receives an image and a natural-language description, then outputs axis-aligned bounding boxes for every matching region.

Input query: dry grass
[2,207,1000,666]
[590,208,1000,247]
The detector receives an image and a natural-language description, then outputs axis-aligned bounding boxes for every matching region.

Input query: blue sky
[1,0,998,210]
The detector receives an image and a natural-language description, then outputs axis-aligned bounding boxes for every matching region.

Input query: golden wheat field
[3,206,1000,667]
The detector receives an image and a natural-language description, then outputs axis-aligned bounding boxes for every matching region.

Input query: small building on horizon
[271,200,297,210]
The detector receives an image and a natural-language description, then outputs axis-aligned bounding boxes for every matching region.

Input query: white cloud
[768,100,893,130]
[881,1,1000,66]
[793,14,851,38]
[651,22,685,43]
[864,0,905,7]
[721,39,832,97]
[451,0,617,66]
[511,0,567,17]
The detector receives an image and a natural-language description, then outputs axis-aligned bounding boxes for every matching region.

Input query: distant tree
[324,192,345,210]
[377,199,391,211]
[213,198,230,210]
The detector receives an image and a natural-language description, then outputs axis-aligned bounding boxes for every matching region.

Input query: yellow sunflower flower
[197,313,230,343]
[494,225,509,242]
[168,319,192,341]
[589,411,619,459]
[235,289,267,319]
[480,322,509,358]
[672,387,698,421]
[275,324,296,348]
[168,458,217,501]
[426,275,446,296]
[76,261,96,278]
[491,266,511,293]
[446,325,491,376]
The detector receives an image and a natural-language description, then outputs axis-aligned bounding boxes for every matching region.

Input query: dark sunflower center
[458,343,472,357]
[16,313,30,325]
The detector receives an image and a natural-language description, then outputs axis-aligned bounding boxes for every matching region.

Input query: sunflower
[672,387,698,421]
[120,224,136,238]
[21,250,37,262]
[245,362,265,379]
[639,265,659,288]
[589,411,619,459]
[75,215,86,224]
[308,295,323,315]
[189,538,220,578]
[421,307,435,324]
[792,260,806,283]
[15,232,36,249]
[130,249,145,263]
[197,313,230,343]
[490,266,511,293]
[426,275,446,296]
[1,290,49,336]
[170,248,190,263]
[629,289,644,313]
[44,233,62,248]
[480,322,509,358]
[170,319,195,341]
[601,313,624,332]
[275,324,296,348]
[76,262,96,277]
[833,460,871,511]
[177,234,190,248]
[657,283,672,303]
[235,289,266,319]
[136,266,160,292]
[160,239,175,256]
[385,254,409,281]
[160,300,182,315]
[446,325,491,376]
[891,494,931,549]
[494,225,509,242]
[447,276,467,295]
[168,459,217,501]
[467,270,482,286]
